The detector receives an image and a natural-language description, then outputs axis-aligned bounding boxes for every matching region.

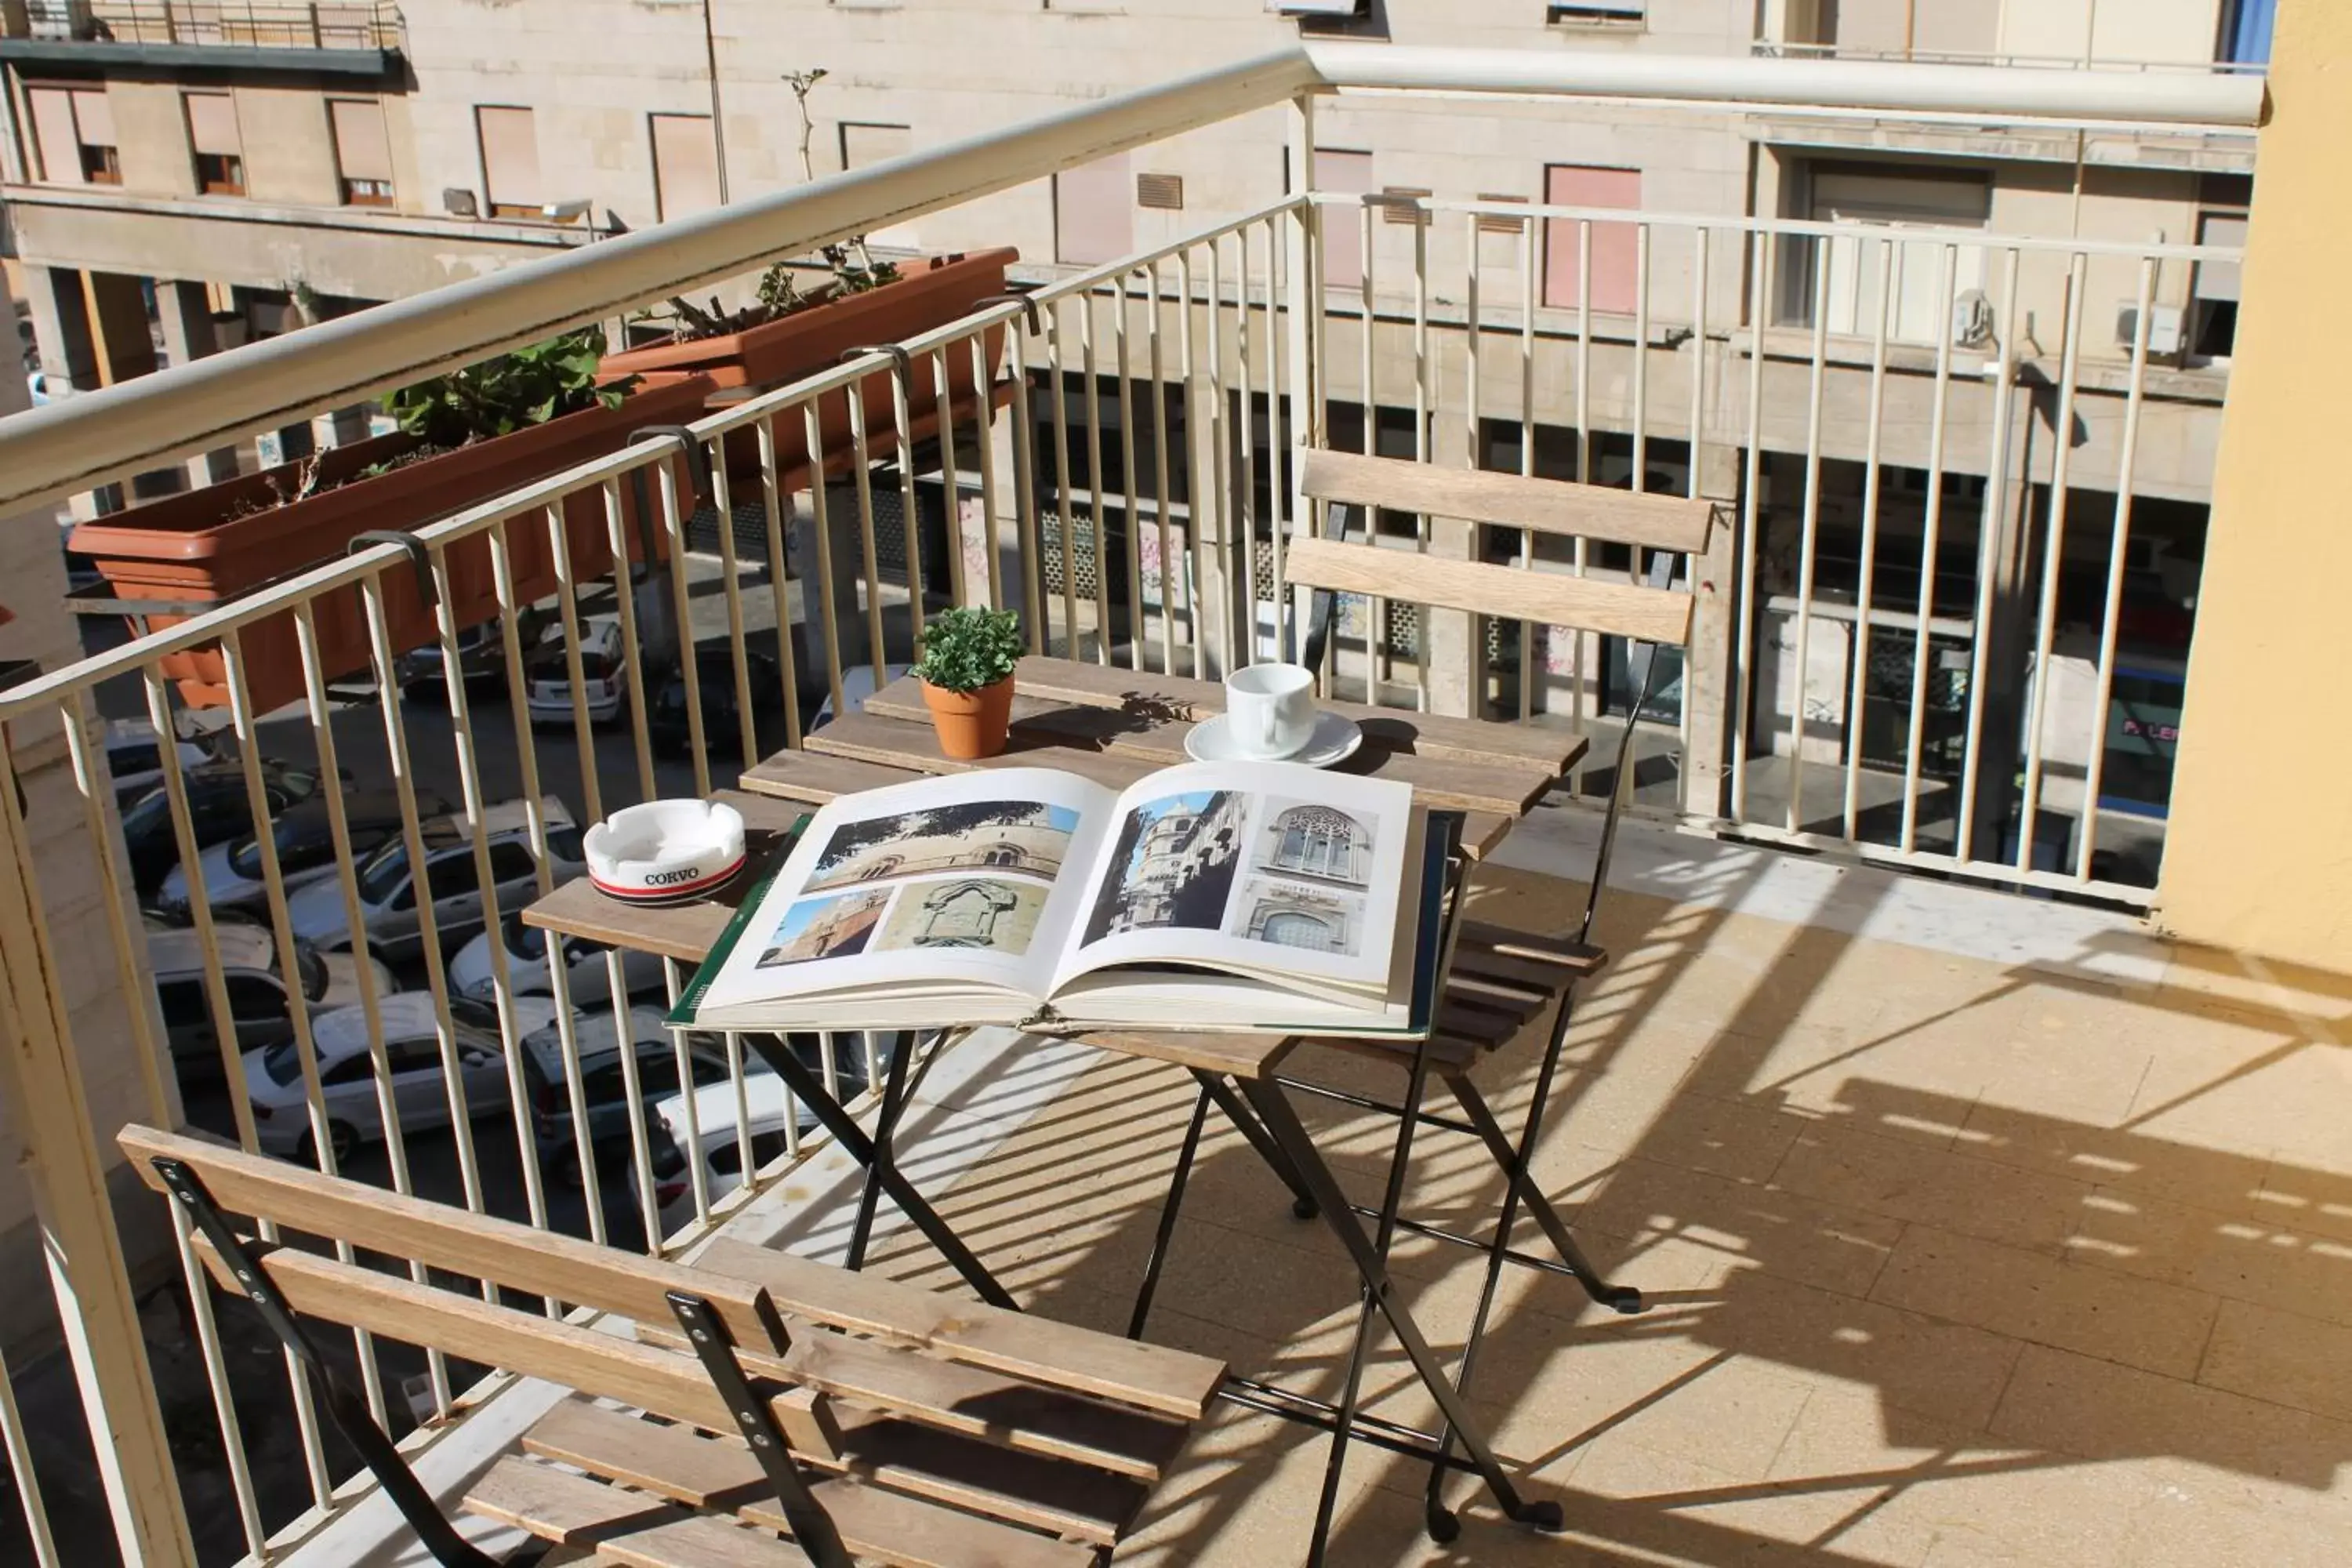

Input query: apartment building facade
[0,0,2260,882]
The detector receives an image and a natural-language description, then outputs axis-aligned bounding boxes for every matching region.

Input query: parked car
[396,610,552,699]
[449,911,670,1004]
[147,920,397,1073]
[104,718,222,808]
[244,992,558,1163]
[119,761,324,894]
[633,1034,881,1232]
[284,797,583,960]
[524,617,630,725]
[155,789,453,916]
[649,648,784,759]
[514,1006,727,1182]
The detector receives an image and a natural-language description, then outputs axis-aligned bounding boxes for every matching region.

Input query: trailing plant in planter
[913,605,1024,760]
[389,328,633,445]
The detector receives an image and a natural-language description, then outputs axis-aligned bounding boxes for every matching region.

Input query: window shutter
[1312,148,1374,290]
[27,88,82,184]
[651,113,721,220]
[1542,165,1642,314]
[329,98,393,183]
[1377,187,1432,227]
[476,105,541,209]
[1054,151,1134,267]
[69,89,115,148]
[186,93,242,157]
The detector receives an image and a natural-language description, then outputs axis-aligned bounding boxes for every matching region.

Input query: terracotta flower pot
[69,375,717,712]
[598,250,1020,488]
[920,674,1015,760]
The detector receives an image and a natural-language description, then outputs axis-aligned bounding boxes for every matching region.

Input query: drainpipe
[702,0,731,205]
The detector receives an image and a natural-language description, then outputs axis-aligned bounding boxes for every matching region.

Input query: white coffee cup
[1225,662,1316,759]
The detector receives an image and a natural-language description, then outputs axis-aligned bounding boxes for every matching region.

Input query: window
[476,105,543,219]
[1804,165,1991,344]
[1262,911,1341,951]
[1542,165,1641,314]
[225,975,289,1025]
[329,98,394,207]
[157,980,209,1032]
[323,1054,376,1087]
[1054,151,1133,267]
[386,1037,445,1076]
[1548,1,1643,20]
[27,85,118,185]
[2192,205,2247,359]
[1267,805,1370,884]
[1312,149,1375,290]
[2220,0,2275,65]
[650,112,721,222]
[424,850,483,904]
[487,840,539,884]
[185,92,245,195]
[839,121,910,173]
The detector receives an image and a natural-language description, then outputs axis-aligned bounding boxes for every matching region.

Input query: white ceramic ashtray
[584,799,746,906]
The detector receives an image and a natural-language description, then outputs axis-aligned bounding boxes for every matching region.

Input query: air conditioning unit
[2116,302,2185,358]
[1267,0,1366,15]
[441,187,480,219]
[1951,289,1994,350]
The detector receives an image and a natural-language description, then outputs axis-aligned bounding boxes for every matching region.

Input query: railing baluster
[1842,237,1896,842]
[1115,270,1145,666]
[1047,303,1080,660]
[1147,259,1178,673]
[1898,245,1963,855]
[2016,252,2091,869]
[1785,240,1833,833]
[1952,246,2025,866]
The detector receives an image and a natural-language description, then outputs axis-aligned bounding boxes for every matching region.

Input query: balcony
[2,2,404,71]
[0,41,2336,1568]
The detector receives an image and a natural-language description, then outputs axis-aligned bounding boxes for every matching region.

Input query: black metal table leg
[1127,1079,1212,1339]
[1196,1070,1319,1220]
[743,1033,1018,1310]
[1305,996,1443,1564]
[1236,1076,1561,1536]
[846,1030,916,1272]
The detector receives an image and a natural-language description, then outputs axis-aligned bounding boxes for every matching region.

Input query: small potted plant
[913,606,1023,760]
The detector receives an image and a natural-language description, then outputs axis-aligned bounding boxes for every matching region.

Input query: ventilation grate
[1136,172,1185,211]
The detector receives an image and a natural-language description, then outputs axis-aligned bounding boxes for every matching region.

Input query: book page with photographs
[691,768,1118,1018]
[1048,760,1416,1005]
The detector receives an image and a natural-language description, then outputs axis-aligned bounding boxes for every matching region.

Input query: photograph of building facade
[1254,801,1376,887]
[1083,789,1247,944]
[757,885,889,967]
[876,877,1047,956]
[1232,874,1364,958]
[806,802,1076,893]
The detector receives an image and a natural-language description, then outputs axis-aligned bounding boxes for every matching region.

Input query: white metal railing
[0,46,2256,1568]
[1751,39,2270,77]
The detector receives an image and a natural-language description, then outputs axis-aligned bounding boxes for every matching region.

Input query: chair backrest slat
[1299,448,1717,554]
[1283,535,1693,648]
[187,1233,742,1434]
[120,1125,783,1352]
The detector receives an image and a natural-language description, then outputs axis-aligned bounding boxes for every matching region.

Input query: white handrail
[0,44,2265,515]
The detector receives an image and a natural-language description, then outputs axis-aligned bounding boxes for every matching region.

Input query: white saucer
[1185,710,1363,768]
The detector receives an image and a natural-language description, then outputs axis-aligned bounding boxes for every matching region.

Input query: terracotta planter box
[599,249,1020,486]
[70,375,717,712]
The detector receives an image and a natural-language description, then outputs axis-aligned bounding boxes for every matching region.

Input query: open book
[673,762,1436,1034]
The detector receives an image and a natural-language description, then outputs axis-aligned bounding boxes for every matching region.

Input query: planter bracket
[976,293,1044,338]
[348,530,439,609]
[840,345,916,383]
[626,426,714,567]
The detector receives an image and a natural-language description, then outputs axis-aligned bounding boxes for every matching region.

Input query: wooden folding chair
[122,1124,1226,1568]
[1127,449,1717,1558]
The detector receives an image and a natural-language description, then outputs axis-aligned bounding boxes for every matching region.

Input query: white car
[450,912,670,1004]
[632,1036,881,1234]
[155,789,448,916]
[285,798,582,960]
[525,617,630,725]
[105,718,220,807]
[244,991,559,1163]
[146,920,397,1071]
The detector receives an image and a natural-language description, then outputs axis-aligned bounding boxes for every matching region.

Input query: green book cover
[666,815,808,1029]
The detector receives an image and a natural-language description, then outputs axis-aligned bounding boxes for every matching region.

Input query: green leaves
[913,605,1023,695]
[388,328,630,448]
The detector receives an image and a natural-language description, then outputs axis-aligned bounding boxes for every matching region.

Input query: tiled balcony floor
[810,809,2352,1567]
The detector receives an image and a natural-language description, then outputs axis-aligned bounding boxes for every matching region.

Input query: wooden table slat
[522,790,806,962]
[1001,655,1588,774]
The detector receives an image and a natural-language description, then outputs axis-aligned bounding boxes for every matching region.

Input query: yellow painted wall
[2155,2,2352,974]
